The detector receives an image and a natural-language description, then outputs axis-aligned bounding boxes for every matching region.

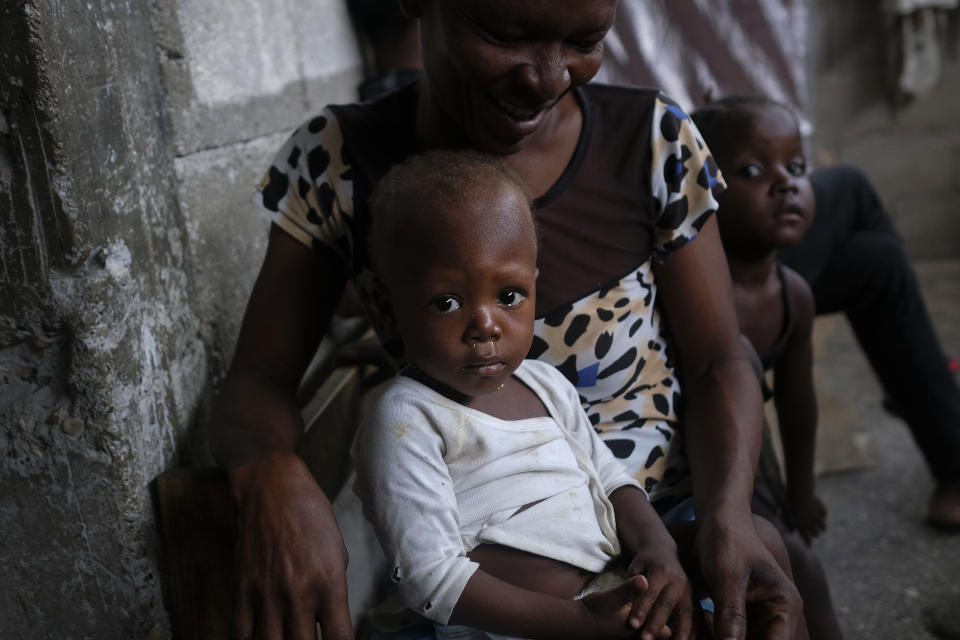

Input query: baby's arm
[609,486,695,640]
[552,368,694,640]
[773,267,826,543]
[353,391,646,639]
[451,570,648,640]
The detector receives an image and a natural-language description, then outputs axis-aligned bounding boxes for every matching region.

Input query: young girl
[692,96,844,640]
[691,96,823,544]
[351,150,693,640]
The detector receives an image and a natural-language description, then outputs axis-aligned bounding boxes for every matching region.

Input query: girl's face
[412,0,617,154]
[714,106,815,257]
[385,182,539,400]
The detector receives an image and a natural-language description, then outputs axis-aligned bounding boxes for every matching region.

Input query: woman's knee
[752,514,794,579]
[780,530,827,585]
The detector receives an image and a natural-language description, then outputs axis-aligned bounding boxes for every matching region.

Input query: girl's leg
[773,524,845,640]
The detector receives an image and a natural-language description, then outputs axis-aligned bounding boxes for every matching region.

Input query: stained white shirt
[351,359,643,625]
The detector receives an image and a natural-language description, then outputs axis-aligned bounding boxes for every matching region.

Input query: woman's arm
[208,224,352,640]
[654,216,804,640]
[773,268,825,543]
[210,225,345,467]
[655,217,760,521]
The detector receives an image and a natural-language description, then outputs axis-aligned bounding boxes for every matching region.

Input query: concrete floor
[805,260,960,640]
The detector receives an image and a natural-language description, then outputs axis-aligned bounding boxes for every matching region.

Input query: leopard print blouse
[255,82,725,511]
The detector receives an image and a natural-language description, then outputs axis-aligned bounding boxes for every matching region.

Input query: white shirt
[351,359,643,625]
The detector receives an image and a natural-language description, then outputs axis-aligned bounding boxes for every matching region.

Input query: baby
[351,150,693,640]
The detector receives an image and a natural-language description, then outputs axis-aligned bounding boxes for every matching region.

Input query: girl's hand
[579,575,653,639]
[786,493,827,544]
[625,545,695,640]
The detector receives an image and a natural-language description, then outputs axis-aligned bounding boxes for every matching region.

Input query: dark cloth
[779,164,960,484]
[758,263,796,402]
[358,69,422,102]
[739,334,789,522]
[759,263,796,373]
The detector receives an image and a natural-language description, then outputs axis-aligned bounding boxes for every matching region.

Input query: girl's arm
[773,268,825,543]
[654,216,803,640]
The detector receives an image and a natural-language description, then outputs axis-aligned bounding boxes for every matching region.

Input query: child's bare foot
[928,481,960,531]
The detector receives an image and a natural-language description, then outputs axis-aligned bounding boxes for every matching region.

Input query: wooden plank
[156,365,365,639]
[156,467,236,640]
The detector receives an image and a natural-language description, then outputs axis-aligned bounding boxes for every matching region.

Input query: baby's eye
[498,289,527,308]
[429,295,462,314]
[738,164,762,179]
[788,160,807,177]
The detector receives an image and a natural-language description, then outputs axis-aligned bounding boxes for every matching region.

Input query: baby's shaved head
[368,150,536,283]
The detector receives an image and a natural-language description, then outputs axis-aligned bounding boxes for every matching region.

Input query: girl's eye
[739,164,762,179]
[498,289,526,308]
[429,296,462,314]
[788,160,807,177]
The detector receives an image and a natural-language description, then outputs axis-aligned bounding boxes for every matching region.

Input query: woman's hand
[228,452,354,640]
[695,514,805,640]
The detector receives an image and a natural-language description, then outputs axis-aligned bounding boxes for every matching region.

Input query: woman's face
[413,0,617,154]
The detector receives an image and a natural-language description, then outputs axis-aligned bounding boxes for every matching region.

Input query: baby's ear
[369,274,394,324]
[374,300,406,360]
[365,275,406,360]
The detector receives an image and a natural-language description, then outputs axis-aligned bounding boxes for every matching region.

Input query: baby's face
[385,182,538,400]
[715,105,815,253]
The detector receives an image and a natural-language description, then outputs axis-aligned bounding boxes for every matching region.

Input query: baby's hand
[625,545,695,640]
[579,575,651,639]
[787,493,827,544]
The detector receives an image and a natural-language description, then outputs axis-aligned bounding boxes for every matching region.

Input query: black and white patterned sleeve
[253,109,357,263]
[648,94,726,261]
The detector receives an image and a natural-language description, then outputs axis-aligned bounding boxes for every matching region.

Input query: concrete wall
[810,1,960,260]
[3,0,956,637]
[0,0,360,637]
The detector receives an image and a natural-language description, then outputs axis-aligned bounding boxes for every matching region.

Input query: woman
[210,1,804,638]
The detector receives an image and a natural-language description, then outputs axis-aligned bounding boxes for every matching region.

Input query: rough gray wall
[0,0,360,637]
[1,1,205,637]
[811,1,960,260]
